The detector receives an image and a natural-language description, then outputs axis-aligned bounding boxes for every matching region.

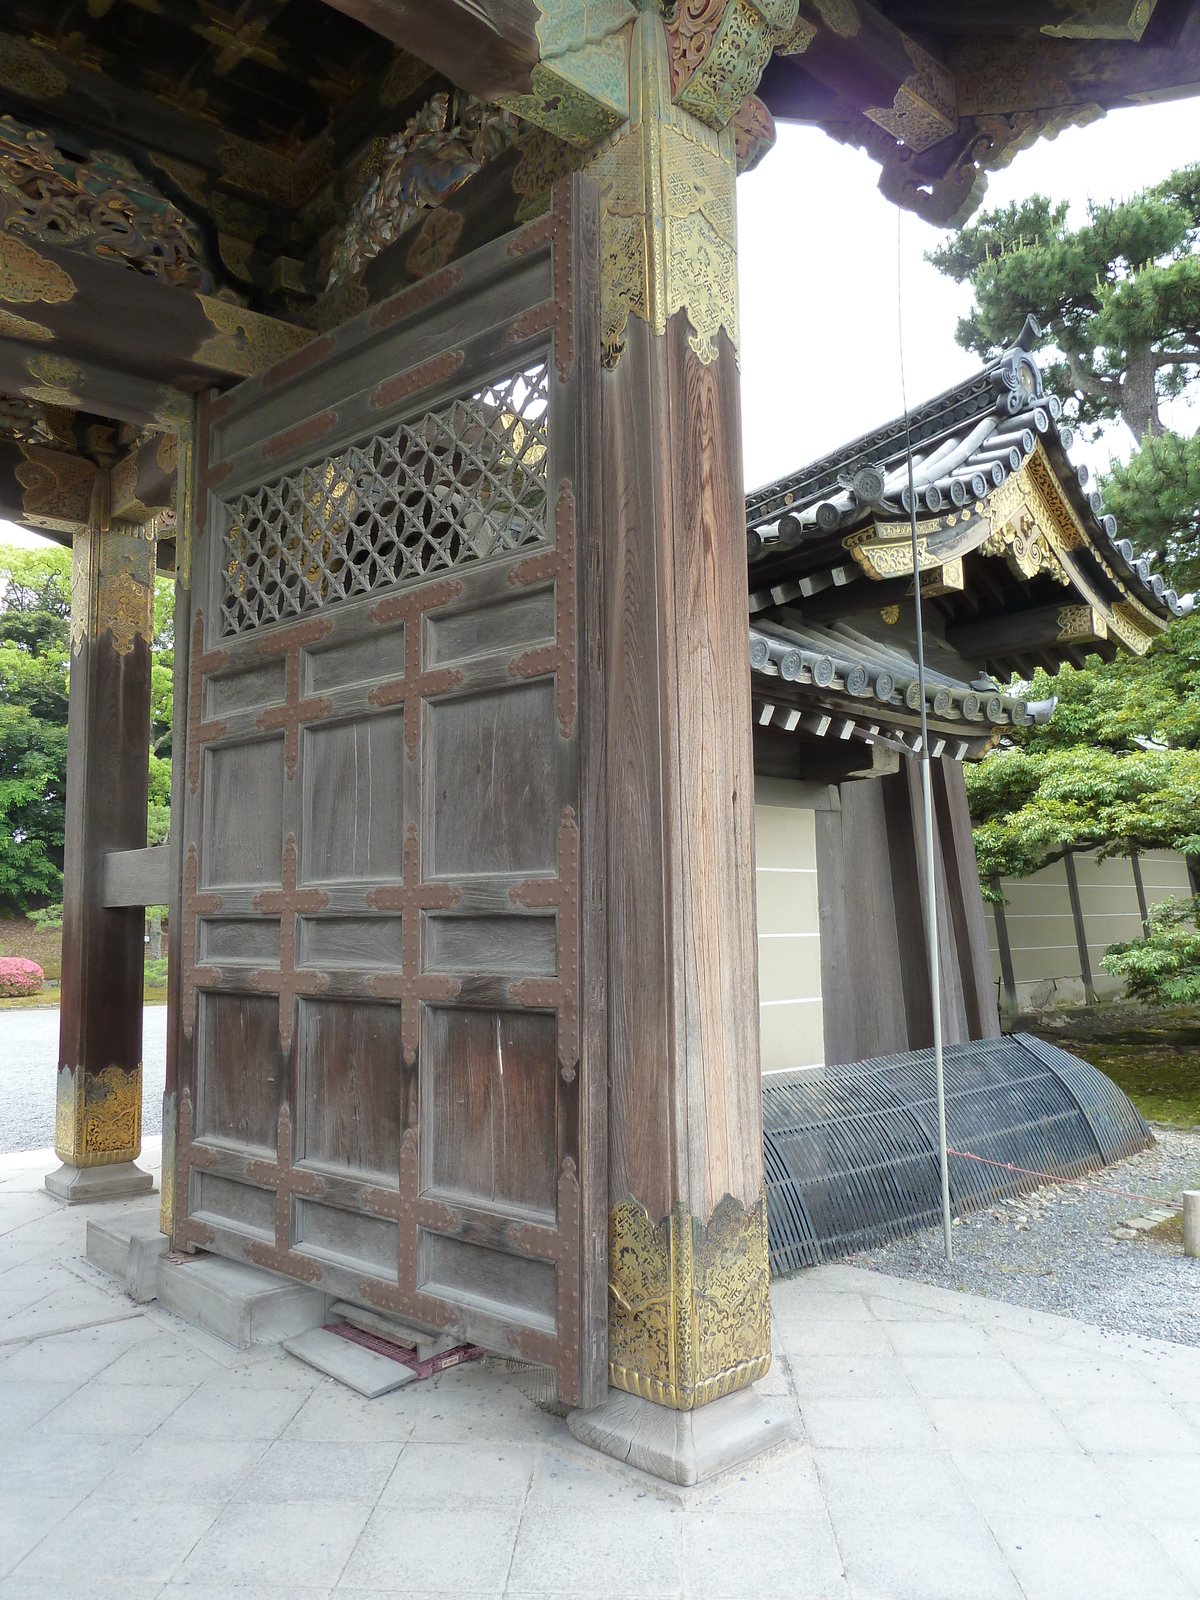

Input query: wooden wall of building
[753,757,1000,1072]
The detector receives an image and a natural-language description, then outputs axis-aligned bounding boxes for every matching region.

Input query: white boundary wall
[987,847,1193,1011]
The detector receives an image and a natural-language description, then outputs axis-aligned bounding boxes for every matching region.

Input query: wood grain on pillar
[603,311,761,1223]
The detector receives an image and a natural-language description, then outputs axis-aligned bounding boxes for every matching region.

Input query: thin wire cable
[947,1148,1184,1210]
[897,205,953,1263]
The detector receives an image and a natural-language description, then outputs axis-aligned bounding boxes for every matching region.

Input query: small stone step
[86,1207,167,1302]
[284,1327,419,1398]
[157,1253,327,1349]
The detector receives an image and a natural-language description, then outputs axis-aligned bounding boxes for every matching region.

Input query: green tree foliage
[0,545,71,908]
[927,165,1200,442]
[963,614,1200,893]
[0,541,175,908]
[1098,428,1200,592]
[1102,894,1200,1006]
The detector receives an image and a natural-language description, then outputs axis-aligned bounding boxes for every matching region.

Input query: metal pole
[897,209,952,1263]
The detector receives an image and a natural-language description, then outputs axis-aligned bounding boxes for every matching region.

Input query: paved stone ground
[3,1144,1200,1600]
[851,1127,1200,1347]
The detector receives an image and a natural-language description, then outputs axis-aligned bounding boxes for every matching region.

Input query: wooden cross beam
[0,233,311,390]
[366,822,461,1064]
[252,834,331,1050]
[253,617,336,780]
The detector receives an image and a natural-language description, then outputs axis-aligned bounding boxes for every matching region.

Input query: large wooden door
[172,180,605,1406]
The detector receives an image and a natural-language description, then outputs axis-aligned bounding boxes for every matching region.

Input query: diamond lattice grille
[219,362,550,635]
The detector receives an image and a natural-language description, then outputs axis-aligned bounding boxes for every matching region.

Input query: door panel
[173,179,604,1406]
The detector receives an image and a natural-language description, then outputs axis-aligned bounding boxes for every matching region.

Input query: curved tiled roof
[741,329,1194,765]
[745,330,1193,632]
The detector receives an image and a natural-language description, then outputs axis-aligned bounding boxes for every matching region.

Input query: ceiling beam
[314,0,540,101]
[0,235,312,390]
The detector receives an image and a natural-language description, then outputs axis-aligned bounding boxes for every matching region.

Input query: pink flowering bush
[0,957,44,997]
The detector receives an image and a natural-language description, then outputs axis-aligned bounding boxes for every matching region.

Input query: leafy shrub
[0,956,44,996]
[1102,894,1200,1006]
[143,956,169,988]
[25,902,63,931]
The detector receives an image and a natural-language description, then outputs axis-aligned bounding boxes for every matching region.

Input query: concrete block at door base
[86,1207,168,1302]
[1185,1191,1200,1259]
[568,1385,799,1486]
[44,1161,155,1205]
[157,1253,328,1349]
[284,1327,419,1398]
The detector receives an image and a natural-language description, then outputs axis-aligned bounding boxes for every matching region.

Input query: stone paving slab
[1,1146,1199,1598]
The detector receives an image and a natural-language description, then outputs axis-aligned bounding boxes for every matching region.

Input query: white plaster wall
[754,779,823,1072]
[987,847,1194,1010]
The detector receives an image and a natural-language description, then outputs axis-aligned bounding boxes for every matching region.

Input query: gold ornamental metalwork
[0,307,52,340]
[0,233,75,304]
[160,1090,177,1238]
[97,565,155,654]
[194,295,313,378]
[589,12,739,367]
[55,1063,143,1168]
[607,1187,771,1410]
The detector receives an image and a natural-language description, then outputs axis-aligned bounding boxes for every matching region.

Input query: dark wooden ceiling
[3,0,390,154]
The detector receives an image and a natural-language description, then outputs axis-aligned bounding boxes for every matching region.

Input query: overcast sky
[4,97,1200,552]
[739,97,1200,494]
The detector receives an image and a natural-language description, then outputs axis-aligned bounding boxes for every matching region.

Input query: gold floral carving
[17,445,95,535]
[608,1188,771,1410]
[1057,603,1105,641]
[813,0,860,36]
[0,36,67,100]
[733,94,776,173]
[589,12,739,366]
[94,511,156,653]
[23,351,82,407]
[194,296,312,377]
[864,36,957,153]
[55,1063,142,1168]
[0,233,75,305]
[670,0,798,132]
[0,307,52,340]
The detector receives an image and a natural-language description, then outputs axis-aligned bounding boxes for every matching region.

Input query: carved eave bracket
[843,442,1166,657]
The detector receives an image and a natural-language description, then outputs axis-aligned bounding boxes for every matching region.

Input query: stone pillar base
[44,1161,155,1205]
[567,1385,797,1487]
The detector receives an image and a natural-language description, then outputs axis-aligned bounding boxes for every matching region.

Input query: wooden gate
[172,180,605,1406]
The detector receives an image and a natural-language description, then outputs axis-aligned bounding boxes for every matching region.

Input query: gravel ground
[0,1005,166,1154]
[848,1125,1200,1346]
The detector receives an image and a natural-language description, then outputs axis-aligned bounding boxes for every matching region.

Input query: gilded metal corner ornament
[55,1063,143,1168]
[195,296,312,378]
[590,12,739,367]
[607,1187,771,1410]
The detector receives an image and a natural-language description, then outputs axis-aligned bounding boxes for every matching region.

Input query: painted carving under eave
[0,115,211,291]
[327,93,523,289]
[668,0,799,131]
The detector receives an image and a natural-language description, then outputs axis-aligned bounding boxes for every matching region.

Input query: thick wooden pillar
[46,471,156,1203]
[584,13,770,1427]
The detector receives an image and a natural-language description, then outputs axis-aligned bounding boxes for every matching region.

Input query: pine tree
[927,166,1200,443]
